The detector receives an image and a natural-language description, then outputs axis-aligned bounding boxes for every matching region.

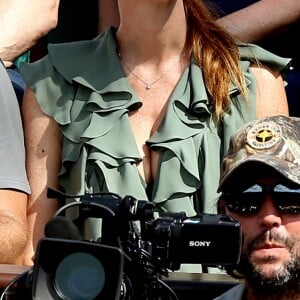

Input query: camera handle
[48,188,131,246]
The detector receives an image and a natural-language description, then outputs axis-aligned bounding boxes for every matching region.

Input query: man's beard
[235,229,300,297]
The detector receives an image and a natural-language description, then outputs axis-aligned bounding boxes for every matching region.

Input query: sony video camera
[29,188,241,300]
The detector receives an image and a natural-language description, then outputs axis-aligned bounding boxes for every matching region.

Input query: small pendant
[146,84,152,90]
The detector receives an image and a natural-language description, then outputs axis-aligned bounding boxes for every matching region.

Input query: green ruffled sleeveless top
[20,28,290,219]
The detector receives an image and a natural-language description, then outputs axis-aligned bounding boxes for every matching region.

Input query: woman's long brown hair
[184,0,248,122]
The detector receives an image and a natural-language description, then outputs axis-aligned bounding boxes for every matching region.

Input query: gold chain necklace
[118,53,183,90]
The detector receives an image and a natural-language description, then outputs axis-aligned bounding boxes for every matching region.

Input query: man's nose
[258,194,282,229]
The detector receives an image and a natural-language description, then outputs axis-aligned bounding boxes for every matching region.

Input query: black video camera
[30,188,241,300]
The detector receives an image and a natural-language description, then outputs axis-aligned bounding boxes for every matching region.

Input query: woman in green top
[20,0,289,265]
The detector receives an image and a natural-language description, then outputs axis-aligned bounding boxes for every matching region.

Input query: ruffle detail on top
[19,28,291,216]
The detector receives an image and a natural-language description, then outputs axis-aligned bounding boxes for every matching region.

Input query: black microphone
[44,216,81,240]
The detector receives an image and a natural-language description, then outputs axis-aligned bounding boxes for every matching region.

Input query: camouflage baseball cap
[218,115,300,191]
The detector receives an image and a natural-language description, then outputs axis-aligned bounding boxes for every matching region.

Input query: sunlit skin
[222,177,300,299]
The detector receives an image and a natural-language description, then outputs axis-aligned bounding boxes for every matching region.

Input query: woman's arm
[251,64,289,118]
[22,87,62,265]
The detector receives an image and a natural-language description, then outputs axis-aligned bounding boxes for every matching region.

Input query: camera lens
[54,252,105,300]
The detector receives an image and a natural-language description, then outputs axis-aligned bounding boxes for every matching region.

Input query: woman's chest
[128,91,169,184]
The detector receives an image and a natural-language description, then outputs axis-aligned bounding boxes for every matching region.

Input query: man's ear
[217,197,226,214]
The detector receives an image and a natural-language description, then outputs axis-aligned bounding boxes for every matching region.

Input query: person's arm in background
[98,0,119,32]
[0,190,27,264]
[217,0,300,43]
[0,0,60,67]
[0,61,30,264]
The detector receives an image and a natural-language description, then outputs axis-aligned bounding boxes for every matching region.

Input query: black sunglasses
[222,183,300,215]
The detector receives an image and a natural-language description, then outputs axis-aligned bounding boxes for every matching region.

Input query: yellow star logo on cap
[256,129,273,143]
